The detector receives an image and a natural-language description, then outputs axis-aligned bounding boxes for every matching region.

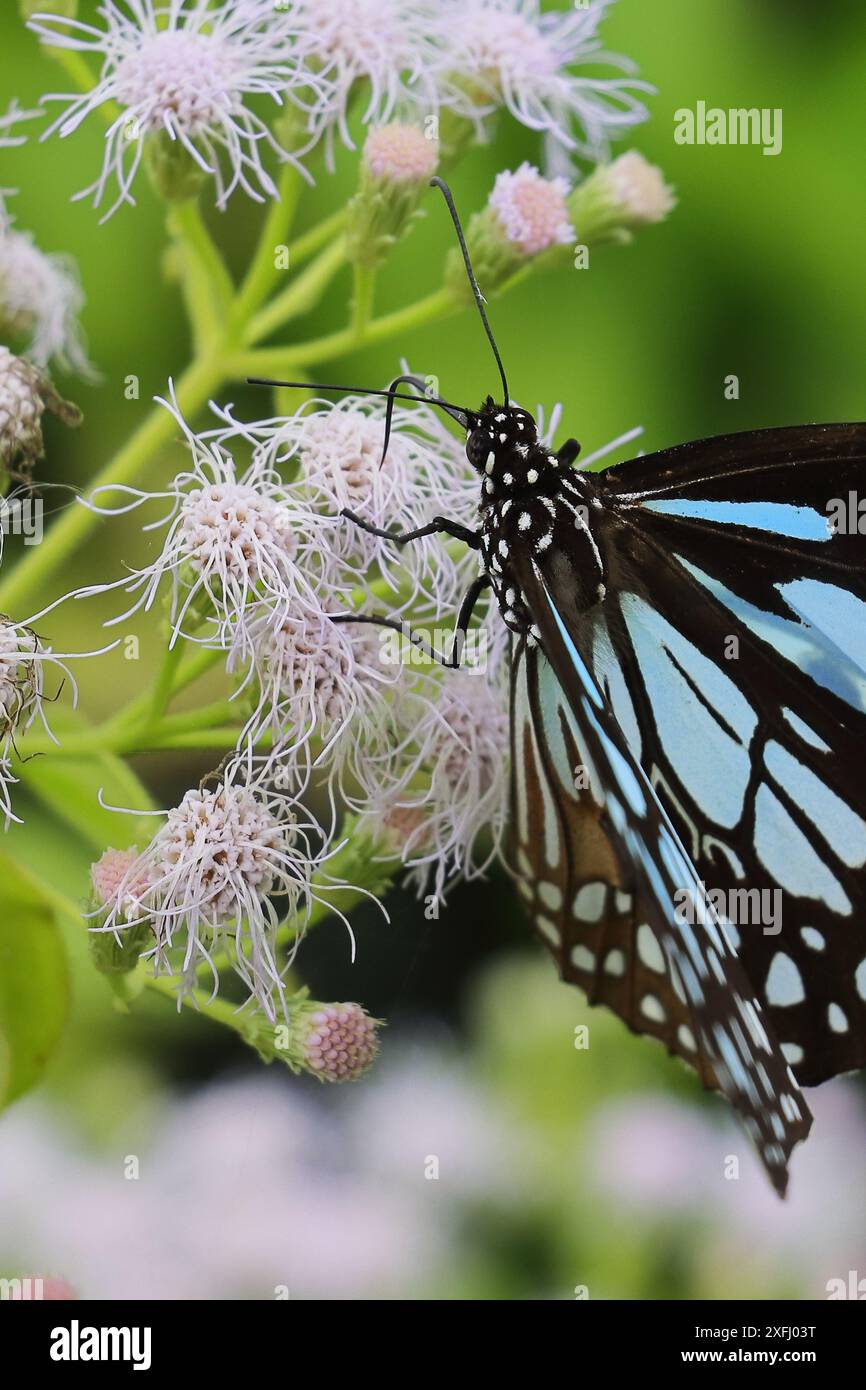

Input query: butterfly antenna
[430,176,509,406]
[246,377,467,424]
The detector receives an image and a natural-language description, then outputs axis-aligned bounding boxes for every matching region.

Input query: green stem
[0,353,224,616]
[245,236,346,345]
[231,164,304,328]
[148,640,185,723]
[235,287,456,377]
[169,200,234,321]
[117,725,244,753]
[351,263,376,339]
[144,972,251,1032]
[289,207,347,266]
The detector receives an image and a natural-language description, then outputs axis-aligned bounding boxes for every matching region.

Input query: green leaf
[0,854,69,1108]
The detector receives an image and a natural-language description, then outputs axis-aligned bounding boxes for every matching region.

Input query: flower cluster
[0,0,672,1083]
[28,0,652,215]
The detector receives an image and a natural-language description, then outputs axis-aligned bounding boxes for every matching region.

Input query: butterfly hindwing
[511,637,721,1087]
[509,552,813,1195]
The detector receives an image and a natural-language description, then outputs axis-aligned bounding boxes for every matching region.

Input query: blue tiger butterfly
[252,178,866,1196]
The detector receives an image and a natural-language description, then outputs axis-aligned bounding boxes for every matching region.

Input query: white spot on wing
[636,923,665,973]
[765,952,805,1007]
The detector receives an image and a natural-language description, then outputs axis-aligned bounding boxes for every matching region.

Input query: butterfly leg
[332,573,492,669]
[556,438,581,467]
[341,509,482,550]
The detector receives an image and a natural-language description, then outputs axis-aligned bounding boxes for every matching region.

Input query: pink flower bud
[299,1003,380,1082]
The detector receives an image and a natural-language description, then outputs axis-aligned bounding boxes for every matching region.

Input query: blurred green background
[1,0,865,1300]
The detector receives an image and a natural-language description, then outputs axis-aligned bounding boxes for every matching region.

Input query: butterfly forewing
[586,423,866,1085]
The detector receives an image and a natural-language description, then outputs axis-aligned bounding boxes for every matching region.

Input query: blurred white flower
[78,388,343,662]
[438,0,651,175]
[602,149,676,225]
[29,0,322,219]
[363,657,512,900]
[294,0,446,165]
[0,212,93,378]
[0,1077,442,1299]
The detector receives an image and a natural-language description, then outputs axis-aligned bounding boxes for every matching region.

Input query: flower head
[93,766,328,1017]
[488,161,573,255]
[363,658,511,900]
[0,614,93,826]
[446,163,573,297]
[80,388,343,662]
[567,149,675,245]
[0,213,93,377]
[363,121,439,183]
[295,1000,380,1081]
[243,607,401,792]
[0,347,81,480]
[603,149,676,225]
[293,0,446,165]
[437,0,650,175]
[30,0,320,218]
[248,390,478,616]
[346,121,439,267]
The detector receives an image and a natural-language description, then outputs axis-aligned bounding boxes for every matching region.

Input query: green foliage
[0,853,69,1108]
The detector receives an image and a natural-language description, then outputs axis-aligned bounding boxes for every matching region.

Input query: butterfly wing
[511,635,717,1089]
[585,423,866,1085]
[508,564,812,1196]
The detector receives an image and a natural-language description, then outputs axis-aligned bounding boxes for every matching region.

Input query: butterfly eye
[466,429,491,470]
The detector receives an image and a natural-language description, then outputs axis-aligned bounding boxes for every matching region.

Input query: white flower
[93,765,326,1018]
[0,212,94,378]
[293,0,447,164]
[29,0,321,219]
[78,387,344,662]
[0,346,81,475]
[0,614,95,826]
[231,390,479,618]
[362,657,512,900]
[242,606,402,792]
[488,161,574,255]
[437,0,651,175]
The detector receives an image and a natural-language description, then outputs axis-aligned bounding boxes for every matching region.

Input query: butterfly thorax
[465,400,607,635]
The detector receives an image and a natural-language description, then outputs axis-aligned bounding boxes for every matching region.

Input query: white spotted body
[465,400,605,638]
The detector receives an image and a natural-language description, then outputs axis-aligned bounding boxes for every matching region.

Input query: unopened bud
[346,123,439,269]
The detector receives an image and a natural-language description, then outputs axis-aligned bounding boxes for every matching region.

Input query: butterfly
[251,178,866,1196]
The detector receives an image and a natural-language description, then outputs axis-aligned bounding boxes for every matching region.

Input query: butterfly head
[466,399,558,499]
